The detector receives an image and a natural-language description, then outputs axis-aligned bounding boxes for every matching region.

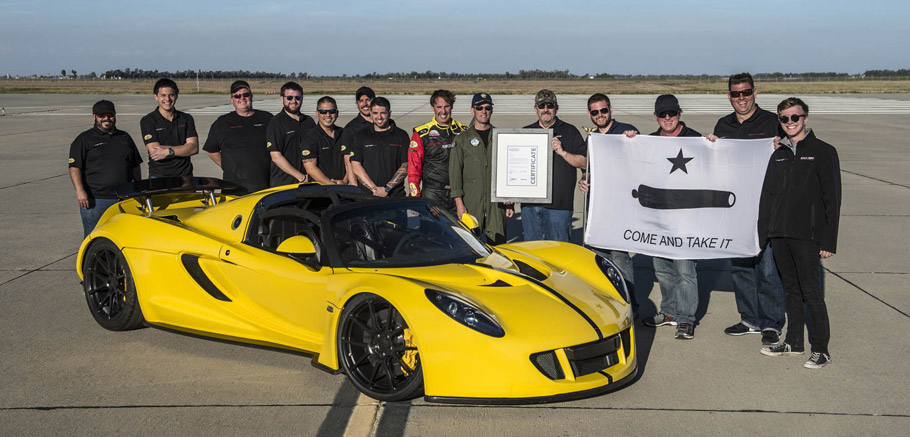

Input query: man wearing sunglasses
[520,89,586,242]
[450,93,513,244]
[710,72,787,346]
[758,98,840,369]
[203,80,273,193]
[407,89,467,213]
[139,78,198,178]
[624,95,701,340]
[339,86,376,186]
[267,81,316,187]
[68,100,143,236]
[301,96,348,185]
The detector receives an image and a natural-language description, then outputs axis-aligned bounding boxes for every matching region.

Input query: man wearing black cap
[140,78,198,178]
[450,93,513,244]
[349,97,409,197]
[625,95,701,340]
[407,89,467,213]
[203,80,273,193]
[68,100,143,236]
[339,86,375,186]
[267,81,315,187]
[520,89,586,242]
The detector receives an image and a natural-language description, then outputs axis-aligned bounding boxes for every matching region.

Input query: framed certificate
[490,128,553,203]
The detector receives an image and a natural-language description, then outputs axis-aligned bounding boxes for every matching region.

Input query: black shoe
[675,322,694,340]
[761,330,780,345]
[804,352,832,369]
[724,322,760,336]
[760,342,805,356]
[643,312,677,327]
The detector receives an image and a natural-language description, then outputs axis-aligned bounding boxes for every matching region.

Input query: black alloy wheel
[338,293,423,401]
[82,238,144,331]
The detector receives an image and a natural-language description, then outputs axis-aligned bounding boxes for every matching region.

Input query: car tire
[337,293,423,401]
[82,238,145,331]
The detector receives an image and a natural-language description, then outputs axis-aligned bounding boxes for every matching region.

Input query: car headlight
[596,255,631,304]
[425,289,504,338]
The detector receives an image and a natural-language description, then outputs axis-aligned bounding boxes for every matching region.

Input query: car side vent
[530,351,564,380]
[513,260,548,281]
[620,327,632,359]
[181,254,232,302]
[482,280,512,287]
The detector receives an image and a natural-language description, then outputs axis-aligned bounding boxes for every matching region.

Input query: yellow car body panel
[77,182,637,403]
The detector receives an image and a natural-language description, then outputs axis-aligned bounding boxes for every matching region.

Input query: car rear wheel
[82,238,144,331]
[337,293,423,401]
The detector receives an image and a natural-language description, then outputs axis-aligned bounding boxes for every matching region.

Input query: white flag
[584,134,774,259]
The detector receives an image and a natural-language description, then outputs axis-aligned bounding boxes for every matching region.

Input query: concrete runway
[1,93,908,435]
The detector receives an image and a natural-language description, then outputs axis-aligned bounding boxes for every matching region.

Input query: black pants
[771,238,830,354]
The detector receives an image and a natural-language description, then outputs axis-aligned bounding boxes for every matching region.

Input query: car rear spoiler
[115,177,245,215]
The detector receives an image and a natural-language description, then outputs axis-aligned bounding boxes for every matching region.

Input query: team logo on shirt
[429,130,440,137]
[341,145,346,151]
[68,158,74,163]
[409,141,418,149]
[470,138,479,147]
[143,134,152,140]
[302,150,311,156]
[266,141,272,148]
[410,183,418,196]
[800,156,815,161]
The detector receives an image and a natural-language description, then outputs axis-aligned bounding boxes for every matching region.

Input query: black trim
[481,279,512,287]
[115,176,245,198]
[180,254,232,302]
[424,365,638,405]
[310,354,342,375]
[473,263,603,339]
[597,370,613,383]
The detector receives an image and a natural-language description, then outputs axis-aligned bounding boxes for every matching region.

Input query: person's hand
[773,136,782,150]
[624,130,637,138]
[372,186,388,197]
[551,137,564,156]
[505,204,514,218]
[148,145,169,161]
[578,178,590,193]
[820,250,834,259]
[329,179,343,185]
[456,205,468,219]
[705,134,718,142]
[76,190,89,209]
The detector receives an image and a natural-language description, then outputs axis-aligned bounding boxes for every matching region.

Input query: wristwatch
[383,186,390,193]
[167,148,175,157]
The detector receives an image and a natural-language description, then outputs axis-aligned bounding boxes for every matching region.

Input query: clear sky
[0,0,905,77]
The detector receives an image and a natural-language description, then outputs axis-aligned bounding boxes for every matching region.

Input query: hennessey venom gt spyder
[77,177,637,403]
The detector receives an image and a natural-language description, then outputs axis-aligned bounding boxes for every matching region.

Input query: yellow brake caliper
[400,328,418,375]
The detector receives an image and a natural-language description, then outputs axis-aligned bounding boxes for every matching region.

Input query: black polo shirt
[713,105,783,139]
[68,127,143,199]
[522,117,586,211]
[340,115,373,152]
[300,125,346,180]
[650,121,702,137]
[203,110,273,193]
[139,107,197,177]
[350,121,409,196]
[266,110,316,187]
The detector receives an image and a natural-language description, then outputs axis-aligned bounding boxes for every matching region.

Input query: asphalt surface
[1,93,908,435]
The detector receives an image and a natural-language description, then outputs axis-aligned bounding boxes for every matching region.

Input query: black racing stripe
[597,370,613,383]
[473,264,603,339]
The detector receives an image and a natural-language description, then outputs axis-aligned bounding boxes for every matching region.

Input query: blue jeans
[80,197,119,237]
[730,243,786,332]
[520,206,572,242]
[653,257,698,324]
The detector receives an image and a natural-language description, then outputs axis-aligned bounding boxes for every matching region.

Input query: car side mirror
[276,235,317,256]
[460,213,480,230]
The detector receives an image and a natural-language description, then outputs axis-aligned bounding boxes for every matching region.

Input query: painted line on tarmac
[825,268,910,319]
[0,173,67,191]
[841,169,910,190]
[315,380,361,437]
[342,393,381,437]
[0,252,77,287]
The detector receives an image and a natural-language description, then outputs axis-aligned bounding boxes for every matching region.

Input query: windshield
[330,202,491,268]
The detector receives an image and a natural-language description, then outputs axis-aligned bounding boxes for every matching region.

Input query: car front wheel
[337,293,423,401]
[82,238,144,331]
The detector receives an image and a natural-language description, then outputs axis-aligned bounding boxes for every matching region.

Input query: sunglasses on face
[537,103,555,110]
[729,88,754,98]
[96,113,115,119]
[658,110,679,119]
[473,105,492,112]
[232,92,252,99]
[589,108,610,116]
[779,114,806,123]
[317,109,338,115]
[283,95,302,101]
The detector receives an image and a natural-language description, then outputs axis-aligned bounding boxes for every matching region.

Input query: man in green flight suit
[449,93,513,244]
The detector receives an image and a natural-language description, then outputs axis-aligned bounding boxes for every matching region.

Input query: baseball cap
[471,93,493,106]
[92,100,116,115]
[535,89,557,107]
[355,86,376,101]
[230,80,251,94]
[655,94,681,114]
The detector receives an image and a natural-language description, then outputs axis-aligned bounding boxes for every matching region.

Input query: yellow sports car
[77,177,637,404]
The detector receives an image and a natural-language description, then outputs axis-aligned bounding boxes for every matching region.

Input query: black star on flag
[667,148,694,174]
